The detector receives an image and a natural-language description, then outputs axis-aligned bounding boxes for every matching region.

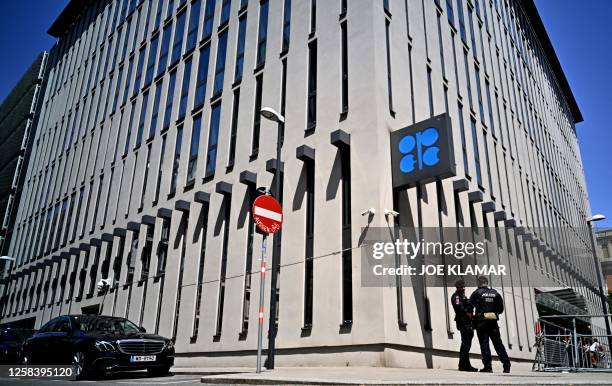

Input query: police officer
[469,276,511,373]
[451,279,478,372]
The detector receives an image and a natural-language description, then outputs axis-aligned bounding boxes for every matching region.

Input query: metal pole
[266,120,283,369]
[573,317,579,371]
[256,234,268,373]
[587,221,612,350]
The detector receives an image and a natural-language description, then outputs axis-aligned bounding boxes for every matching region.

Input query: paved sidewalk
[172,366,612,385]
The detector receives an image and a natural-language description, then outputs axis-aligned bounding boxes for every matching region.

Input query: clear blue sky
[0,1,610,228]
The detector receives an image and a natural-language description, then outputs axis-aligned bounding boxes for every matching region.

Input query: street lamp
[260,107,284,370]
[586,214,612,350]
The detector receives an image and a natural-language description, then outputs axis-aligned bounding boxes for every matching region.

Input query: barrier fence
[533,314,612,372]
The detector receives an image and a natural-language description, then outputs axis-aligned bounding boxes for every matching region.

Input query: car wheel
[72,351,88,379]
[147,366,171,377]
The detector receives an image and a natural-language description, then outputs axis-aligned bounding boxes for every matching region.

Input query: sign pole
[255,234,268,373]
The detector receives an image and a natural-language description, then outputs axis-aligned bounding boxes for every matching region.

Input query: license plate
[130,355,156,362]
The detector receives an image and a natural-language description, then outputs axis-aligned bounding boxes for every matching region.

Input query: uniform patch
[455,297,461,305]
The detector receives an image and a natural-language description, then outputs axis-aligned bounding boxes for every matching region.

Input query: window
[463,51,472,109]
[133,48,145,96]
[475,66,485,123]
[71,187,84,242]
[144,34,159,87]
[213,30,228,96]
[157,217,170,274]
[171,10,187,65]
[205,103,221,176]
[135,91,149,147]
[309,0,316,34]
[468,4,477,57]
[220,0,231,25]
[141,224,154,280]
[149,81,163,138]
[251,75,262,155]
[154,135,167,203]
[458,103,469,175]
[166,0,175,18]
[170,215,187,339]
[154,0,163,27]
[186,0,201,52]
[191,200,209,339]
[340,21,348,114]
[187,114,202,183]
[303,159,314,328]
[124,101,137,155]
[214,195,231,337]
[178,58,193,120]
[122,57,134,105]
[227,89,240,166]
[170,125,183,194]
[112,67,123,113]
[446,0,454,25]
[340,147,352,325]
[427,67,434,117]
[471,118,482,186]
[384,20,393,115]
[140,144,152,208]
[307,40,317,129]
[157,24,172,77]
[234,15,247,82]
[456,0,466,42]
[194,44,211,108]
[126,230,139,284]
[256,0,269,67]
[203,0,216,38]
[90,175,104,233]
[240,185,254,334]
[282,0,291,52]
[162,71,178,131]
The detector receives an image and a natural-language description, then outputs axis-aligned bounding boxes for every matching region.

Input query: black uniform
[469,286,510,370]
[451,290,474,370]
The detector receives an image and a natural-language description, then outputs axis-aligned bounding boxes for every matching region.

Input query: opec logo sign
[390,113,456,189]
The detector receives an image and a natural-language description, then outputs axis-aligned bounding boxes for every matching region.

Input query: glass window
[149,81,163,138]
[135,91,149,147]
[256,0,269,67]
[144,34,159,87]
[163,71,178,130]
[154,135,167,203]
[170,125,183,194]
[307,40,317,129]
[122,57,134,105]
[227,89,240,166]
[124,101,137,155]
[251,74,262,155]
[213,30,228,96]
[234,15,247,82]
[194,44,212,108]
[282,0,291,52]
[205,103,221,176]
[186,0,201,52]
[220,0,231,24]
[157,24,172,77]
[171,10,187,65]
[178,58,193,120]
[456,0,466,42]
[187,114,202,183]
[203,0,216,38]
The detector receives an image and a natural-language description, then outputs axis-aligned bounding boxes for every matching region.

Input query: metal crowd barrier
[533,314,612,372]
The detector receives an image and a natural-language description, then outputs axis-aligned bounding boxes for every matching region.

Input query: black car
[0,328,36,364]
[23,315,174,378]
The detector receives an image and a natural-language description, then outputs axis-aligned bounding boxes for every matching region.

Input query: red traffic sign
[253,195,283,234]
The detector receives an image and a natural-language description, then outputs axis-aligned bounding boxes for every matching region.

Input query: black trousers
[476,322,510,368]
[458,325,474,368]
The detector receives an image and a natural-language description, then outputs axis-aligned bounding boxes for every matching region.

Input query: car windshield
[74,316,141,334]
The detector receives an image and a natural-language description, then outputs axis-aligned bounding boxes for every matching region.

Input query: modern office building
[0,0,605,368]
[596,229,612,292]
[0,53,47,258]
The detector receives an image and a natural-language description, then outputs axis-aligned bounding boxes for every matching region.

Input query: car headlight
[165,340,174,350]
[94,340,116,352]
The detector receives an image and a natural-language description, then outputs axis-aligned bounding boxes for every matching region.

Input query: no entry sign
[253,195,283,234]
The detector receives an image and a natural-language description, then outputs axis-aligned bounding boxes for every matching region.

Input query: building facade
[0,0,603,368]
[596,229,612,292]
[0,53,47,257]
